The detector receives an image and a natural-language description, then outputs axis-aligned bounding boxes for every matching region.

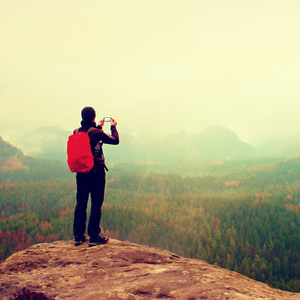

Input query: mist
[1,0,300,146]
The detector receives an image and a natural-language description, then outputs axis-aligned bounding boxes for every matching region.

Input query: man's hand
[98,119,105,127]
[111,118,117,126]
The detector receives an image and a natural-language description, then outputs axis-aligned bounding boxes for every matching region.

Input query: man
[73,106,119,246]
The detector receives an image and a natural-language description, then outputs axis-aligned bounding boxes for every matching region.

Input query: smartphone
[103,117,111,122]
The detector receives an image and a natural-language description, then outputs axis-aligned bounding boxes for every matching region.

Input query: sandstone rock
[0,239,299,299]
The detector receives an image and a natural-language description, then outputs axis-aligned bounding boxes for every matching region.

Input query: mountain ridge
[16,126,69,160]
[3,124,300,165]
[1,239,299,300]
[194,125,258,159]
[0,136,28,172]
[9,125,261,161]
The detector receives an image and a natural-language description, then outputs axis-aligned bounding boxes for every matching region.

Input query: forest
[0,140,300,292]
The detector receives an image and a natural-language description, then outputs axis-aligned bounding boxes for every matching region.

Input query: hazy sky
[1,0,300,144]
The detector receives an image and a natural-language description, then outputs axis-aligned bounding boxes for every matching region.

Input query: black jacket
[74,122,119,172]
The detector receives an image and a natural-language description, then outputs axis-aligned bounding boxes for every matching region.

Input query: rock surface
[0,239,299,300]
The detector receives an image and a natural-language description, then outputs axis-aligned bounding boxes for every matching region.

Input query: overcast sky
[1,0,300,144]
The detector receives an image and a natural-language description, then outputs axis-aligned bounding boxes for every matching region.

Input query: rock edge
[0,239,299,300]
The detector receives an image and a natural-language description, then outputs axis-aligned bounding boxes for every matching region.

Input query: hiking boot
[89,234,109,247]
[74,234,87,246]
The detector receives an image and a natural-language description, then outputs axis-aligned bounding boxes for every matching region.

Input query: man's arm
[96,118,119,145]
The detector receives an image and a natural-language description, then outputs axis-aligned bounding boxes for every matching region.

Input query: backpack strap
[87,127,97,134]
[74,127,97,134]
[87,127,109,172]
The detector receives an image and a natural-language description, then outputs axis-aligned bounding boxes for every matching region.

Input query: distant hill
[5,125,262,162]
[194,125,258,160]
[0,136,27,171]
[17,126,70,160]
[0,135,71,183]
[10,124,300,163]
[276,141,300,158]
[0,136,23,160]
[255,133,300,156]
[104,125,261,167]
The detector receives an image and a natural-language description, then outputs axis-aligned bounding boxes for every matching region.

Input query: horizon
[2,123,300,160]
[1,1,300,146]
[2,121,300,155]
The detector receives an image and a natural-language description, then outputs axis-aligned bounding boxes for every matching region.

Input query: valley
[0,131,300,292]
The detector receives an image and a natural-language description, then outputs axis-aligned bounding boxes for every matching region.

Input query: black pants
[73,171,106,237]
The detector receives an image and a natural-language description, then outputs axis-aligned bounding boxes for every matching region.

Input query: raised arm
[96,118,119,145]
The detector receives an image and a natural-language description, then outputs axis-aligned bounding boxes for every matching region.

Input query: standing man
[73,106,119,246]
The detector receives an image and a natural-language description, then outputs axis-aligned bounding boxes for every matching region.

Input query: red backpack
[67,127,97,173]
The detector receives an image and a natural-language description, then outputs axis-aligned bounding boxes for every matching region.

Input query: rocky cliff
[0,239,299,300]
